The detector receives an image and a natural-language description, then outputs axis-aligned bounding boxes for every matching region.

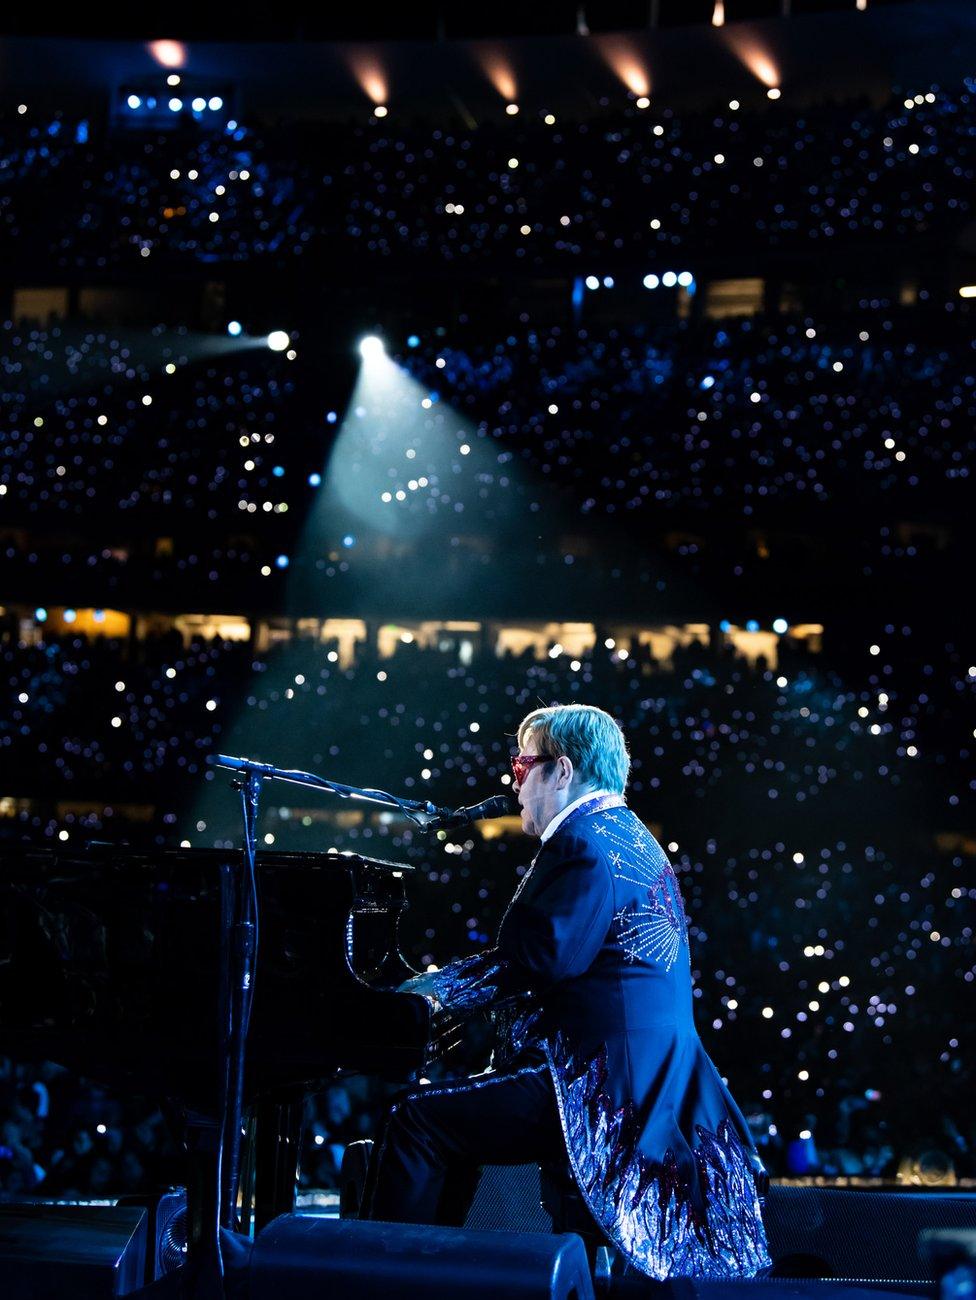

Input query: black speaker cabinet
[0,1202,147,1299]
[765,1186,976,1281]
[249,1213,595,1300]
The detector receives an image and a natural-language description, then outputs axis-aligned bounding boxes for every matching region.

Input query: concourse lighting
[958,285,976,298]
[267,330,291,352]
[359,335,385,360]
[148,39,187,69]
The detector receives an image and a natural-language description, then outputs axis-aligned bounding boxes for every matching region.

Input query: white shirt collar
[540,789,614,844]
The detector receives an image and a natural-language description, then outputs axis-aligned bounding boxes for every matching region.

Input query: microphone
[427,794,513,831]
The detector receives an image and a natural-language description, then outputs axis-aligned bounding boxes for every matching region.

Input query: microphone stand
[206,754,443,1246]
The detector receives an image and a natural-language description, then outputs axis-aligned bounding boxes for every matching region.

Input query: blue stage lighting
[700,375,715,389]
[407,335,420,348]
[227,320,243,337]
[719,619,731,633]
[773,618,789,635]
[272,466,285,478]
[746,619,760,632]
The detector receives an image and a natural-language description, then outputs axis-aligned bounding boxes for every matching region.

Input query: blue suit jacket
[416,795,771,1279]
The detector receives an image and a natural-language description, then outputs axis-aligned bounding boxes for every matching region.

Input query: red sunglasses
[511,752,556,786]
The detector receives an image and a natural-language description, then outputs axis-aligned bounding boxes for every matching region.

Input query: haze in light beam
[594,36,651,98]
[722,30,780,90]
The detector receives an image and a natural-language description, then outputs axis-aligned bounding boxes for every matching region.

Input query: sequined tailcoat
[422,796,771,1280]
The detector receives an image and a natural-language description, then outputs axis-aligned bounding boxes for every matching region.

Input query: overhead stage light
[359,335,385,360]
[267,330,290,352]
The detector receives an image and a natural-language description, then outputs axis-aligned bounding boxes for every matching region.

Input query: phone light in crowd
[643,274,660,289]
[677,271,694,287]
[227,320,243,337]
[308,472,321,487]
[35,607,47,623]
[773,618,789,635]
[374,105,388,118]
[407,334,420,348]
[746,619,760,633]
[267,330,291,352]
[191,97,206,112]
[127,95,141,109]
[359,334,385,360]
[662,271,678,287]
[603,276,614,288]
[64,609,77,624]
[168,98,183,113]
[148,39,187,69]
[585,275,600,290]
[275,555,289,569]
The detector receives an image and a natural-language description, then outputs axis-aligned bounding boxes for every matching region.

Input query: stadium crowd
[1,83,973,268]
[0,65,972,1210]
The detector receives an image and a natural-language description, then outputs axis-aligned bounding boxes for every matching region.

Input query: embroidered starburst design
[614,899,683,970]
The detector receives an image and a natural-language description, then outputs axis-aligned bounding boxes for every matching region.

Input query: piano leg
[253,1094,305,1233]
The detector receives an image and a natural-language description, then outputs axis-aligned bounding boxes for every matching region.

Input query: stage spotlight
[359,335,385,360]
[267,331,291,352]
[374,105,388,118]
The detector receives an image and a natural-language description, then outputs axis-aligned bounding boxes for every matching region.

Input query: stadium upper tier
[1,83,974,272]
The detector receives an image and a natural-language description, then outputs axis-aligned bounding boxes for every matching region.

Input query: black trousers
[361,1060,565,1226]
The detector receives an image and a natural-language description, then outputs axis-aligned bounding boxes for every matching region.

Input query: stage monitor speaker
[249,1213,595,1300]
[765,1185,976,1282]
[0,1202,147,1299]
[117,1187,187,1283]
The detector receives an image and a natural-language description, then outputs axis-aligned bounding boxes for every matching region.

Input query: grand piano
[0,842,439,1281]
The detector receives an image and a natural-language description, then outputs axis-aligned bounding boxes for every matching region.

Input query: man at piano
[361,703,771,1280]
